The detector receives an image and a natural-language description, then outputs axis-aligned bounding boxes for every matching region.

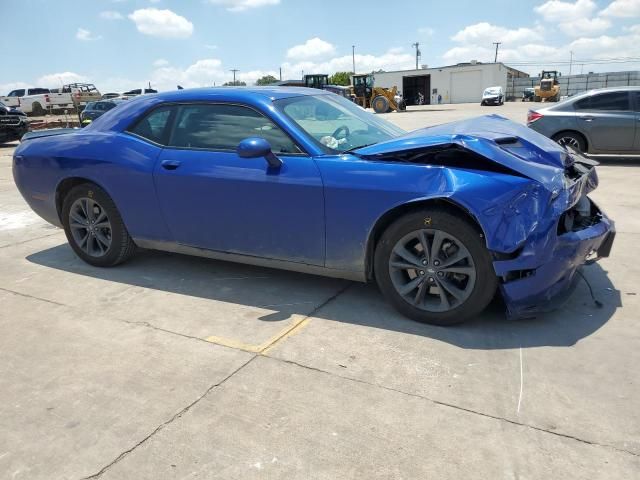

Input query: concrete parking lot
[1,102,639,479]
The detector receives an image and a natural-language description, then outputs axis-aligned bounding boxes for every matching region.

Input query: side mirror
[237,137,282,169]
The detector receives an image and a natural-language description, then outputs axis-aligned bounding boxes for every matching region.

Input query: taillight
[45,94,50,103]
[527,110,543,124]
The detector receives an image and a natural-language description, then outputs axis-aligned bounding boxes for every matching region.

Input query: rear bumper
[493,198,614,318]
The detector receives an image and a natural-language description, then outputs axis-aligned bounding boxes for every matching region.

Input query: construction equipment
[303,74,329,90]
[351,74,406,113]
[534,71,561,102]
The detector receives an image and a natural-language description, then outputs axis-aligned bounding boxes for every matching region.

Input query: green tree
[255,75,278,86]
[328,71,351,86]
[223,80,247,86]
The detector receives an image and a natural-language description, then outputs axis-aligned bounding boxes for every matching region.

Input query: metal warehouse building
[372,62,529,105]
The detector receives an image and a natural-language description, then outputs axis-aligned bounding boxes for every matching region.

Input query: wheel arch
[55,176,112,223]
[364,197,488,281]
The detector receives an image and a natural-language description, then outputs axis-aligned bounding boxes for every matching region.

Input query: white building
[371,62,529,105]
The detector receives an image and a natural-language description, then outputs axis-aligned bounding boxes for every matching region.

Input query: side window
[168,104,301,154]
[8,89,25,97]
[128,106,174,145]
[579,92,630,111]
[632,91,640,112]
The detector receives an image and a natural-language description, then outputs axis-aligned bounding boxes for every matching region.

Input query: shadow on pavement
[27,243,621,350]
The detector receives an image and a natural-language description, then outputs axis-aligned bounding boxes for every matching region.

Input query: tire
[552,131,586,153]
[31,102,45,116]
[480,101,486,106]
[61,183,137,267]
[374,209,497,325]
[372,95,390,114]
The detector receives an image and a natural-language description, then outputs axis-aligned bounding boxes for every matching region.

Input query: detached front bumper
[493,198,614,318]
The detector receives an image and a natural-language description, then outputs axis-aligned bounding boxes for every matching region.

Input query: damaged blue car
[13,87,615,325]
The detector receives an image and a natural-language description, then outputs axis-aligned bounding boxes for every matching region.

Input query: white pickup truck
[0,88,74,115]
[0,83,101,115]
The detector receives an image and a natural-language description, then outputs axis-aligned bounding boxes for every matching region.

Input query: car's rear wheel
[553,131,586,153]
[62,183,136,267]
[374,209,497,325]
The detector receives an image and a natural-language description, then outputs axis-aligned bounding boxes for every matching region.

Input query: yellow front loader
[351,74,406,113]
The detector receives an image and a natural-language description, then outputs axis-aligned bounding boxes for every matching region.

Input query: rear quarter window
[575,92,630,111]
[127,105,175,145]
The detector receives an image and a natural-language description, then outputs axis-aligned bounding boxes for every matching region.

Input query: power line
[352,45,356,74]
[411,42,421,70]
[229,68,239,84]
[493,42,501,63]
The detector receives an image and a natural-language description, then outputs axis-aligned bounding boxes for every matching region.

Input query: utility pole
[569,50,574,76]
[493,42,501,63]
[229,69,239,85]
[352,45,356,73]
[279,67,282,81]
[412,42,421,70]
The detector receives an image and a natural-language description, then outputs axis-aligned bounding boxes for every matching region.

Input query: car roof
[150,86,329,103]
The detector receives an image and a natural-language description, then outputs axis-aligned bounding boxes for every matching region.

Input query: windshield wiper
[343,143,375,154]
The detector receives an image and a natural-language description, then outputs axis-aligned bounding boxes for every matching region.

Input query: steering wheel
[331,125,350,140]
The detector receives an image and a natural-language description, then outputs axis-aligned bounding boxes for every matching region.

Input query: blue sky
[2,0,639,93]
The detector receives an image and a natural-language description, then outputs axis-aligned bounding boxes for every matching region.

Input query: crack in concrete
[266,356,640,459]
[79,355,257,480]
[0,231,62,249]
[259,282,353,353]
[77,284,353,479]
[0,286,67,307]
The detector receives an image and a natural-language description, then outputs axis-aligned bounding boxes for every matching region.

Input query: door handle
[161,160,181,170]
[580,116,595,121]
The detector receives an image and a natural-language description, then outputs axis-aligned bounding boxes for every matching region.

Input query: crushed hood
[355,115,570,191]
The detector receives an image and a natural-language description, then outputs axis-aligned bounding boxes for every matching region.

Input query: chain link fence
[506,70,640,100]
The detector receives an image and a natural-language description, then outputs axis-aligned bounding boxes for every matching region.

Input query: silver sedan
[527,86,640,154]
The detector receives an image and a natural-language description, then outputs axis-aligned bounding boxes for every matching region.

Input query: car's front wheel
[374,209,497,325]
[62,183,136,267]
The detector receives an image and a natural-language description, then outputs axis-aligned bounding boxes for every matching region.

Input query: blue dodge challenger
[13,87,615,325]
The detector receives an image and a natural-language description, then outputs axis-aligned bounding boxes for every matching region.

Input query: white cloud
[559,16,611,36]
[534,0,611,36]
[283,49,415,77]
[37,72,89,88]
[100,10,123,20]
[206,0,280,12]
[128,8,193,38]
[451,22,543,45]
[286,38,335,60]
[0,81,31,94]
[534,0,597,21]
[601,0,640,17]
[153,58,169,67]
[76,28,101,41]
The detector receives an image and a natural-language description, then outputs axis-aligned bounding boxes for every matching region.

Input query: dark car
[0,102,29,143]
[522,87,535,102]
[13,87,614,325]
[527,86,640,154]
[80,99,124,124]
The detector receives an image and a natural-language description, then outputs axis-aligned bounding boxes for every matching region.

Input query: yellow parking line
[204,313,312,354]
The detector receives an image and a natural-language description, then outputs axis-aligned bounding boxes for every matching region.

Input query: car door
[633,91,640,152]
[574,91,635,152]
[152,102,325,266]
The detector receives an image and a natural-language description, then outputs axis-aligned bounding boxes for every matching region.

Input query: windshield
[483,87,501,95]
[274,94,406,153]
